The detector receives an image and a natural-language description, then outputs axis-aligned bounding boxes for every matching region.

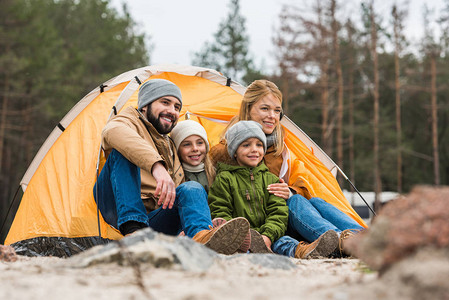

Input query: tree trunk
[317,1,331,155]
[331,0,344,186]
[320,74,330,153]
[346,20,356,204]
[282,69,290,115]
[393,6,403,193]
[0,70,9,177]
[370,0,382,211]
[430,54,440,185]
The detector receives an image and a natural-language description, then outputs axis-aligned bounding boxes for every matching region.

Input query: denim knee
[177,181,205,192]
[286,194,308,207]
[175,181,208,204]
[309,197,326,205]
[177,181,207,196]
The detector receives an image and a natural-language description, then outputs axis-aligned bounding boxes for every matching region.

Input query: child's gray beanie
[137,79,182,110]
[225,121,267,159]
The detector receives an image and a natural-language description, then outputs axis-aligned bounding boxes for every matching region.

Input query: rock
[345,186,449,299]
[380,248,449,300]
[0,245,18,262]
[223,253,297,271]
[67,227,218,271]
[348,185,449,272]
[247,253,297,270]
[67,227,299,273]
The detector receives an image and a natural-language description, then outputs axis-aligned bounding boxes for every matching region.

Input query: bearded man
[94,79,249,254]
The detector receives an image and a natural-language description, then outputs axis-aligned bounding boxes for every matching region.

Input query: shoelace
[339,229,359,256]
[296,241,313,258]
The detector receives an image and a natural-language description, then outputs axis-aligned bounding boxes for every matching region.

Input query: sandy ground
[0,255,379,300]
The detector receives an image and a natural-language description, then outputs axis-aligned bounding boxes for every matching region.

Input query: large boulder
[349,185,449,272]
[68,227,218,271]
[347,186,449,299]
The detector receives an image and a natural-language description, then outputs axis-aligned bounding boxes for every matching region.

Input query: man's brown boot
[193,217,250,255]
[295,230,339,259]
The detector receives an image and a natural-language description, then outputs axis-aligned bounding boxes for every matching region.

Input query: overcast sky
[110,0,445,72]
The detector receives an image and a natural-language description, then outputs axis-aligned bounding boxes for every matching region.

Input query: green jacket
[208,162,288,243]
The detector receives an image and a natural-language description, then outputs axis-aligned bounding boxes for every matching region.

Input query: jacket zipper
[245,189,253,214]
[249,169,261,223]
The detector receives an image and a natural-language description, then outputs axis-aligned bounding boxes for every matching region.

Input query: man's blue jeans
[287,195,364,242]
[94,149,212,238]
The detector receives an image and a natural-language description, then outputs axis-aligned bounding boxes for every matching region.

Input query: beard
[146,109,176,134]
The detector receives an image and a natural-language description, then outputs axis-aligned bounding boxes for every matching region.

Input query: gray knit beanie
[137,79,182,110]
[225,121,267,160]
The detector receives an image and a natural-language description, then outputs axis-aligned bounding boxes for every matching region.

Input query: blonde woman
[209,80,364,257]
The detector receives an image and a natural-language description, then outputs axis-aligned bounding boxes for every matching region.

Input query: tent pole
[345,178,376,216]
[0,185,21,242]
[335,166,377,216]
[95,146,102,239]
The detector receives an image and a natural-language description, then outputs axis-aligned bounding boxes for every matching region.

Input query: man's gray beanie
[137,79,182,110]
[225,120,267,160]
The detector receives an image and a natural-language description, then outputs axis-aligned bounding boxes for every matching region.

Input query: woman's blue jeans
[94,149,212,238]
[286,195,364,242]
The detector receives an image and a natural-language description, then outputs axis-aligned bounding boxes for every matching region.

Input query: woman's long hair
[222,79,285,156]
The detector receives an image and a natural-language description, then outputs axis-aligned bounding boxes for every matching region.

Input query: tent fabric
[5,64,367,255]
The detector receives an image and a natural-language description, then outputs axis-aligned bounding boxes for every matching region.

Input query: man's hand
[262,235,272,249]
[267,178,290,200]
[152,162,176,209]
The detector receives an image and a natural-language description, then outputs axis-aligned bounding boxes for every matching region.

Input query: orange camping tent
[4,64,367,256]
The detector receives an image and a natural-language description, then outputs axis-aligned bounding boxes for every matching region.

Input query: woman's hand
[267,178,290,200]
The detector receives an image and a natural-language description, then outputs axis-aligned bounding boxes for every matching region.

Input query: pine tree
[192,0,259,83]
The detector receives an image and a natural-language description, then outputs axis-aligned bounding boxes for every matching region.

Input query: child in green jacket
[209,121,338,258]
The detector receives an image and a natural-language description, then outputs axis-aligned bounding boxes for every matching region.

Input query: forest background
[1,0,448,242]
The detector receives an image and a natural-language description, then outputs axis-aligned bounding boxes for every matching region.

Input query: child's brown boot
[193,217,250,255]
[248,229,273,253]
[212,217,251,253]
